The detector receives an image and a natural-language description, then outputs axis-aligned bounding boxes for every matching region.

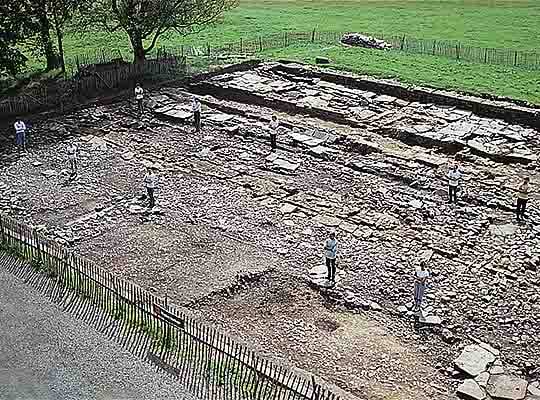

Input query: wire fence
[2,29,538,120]
[153,30,540,70]
[0,213,343,400]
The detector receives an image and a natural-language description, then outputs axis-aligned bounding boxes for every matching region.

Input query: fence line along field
[17,0,540,104]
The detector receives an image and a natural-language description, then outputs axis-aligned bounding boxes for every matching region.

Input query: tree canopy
[81,0,238,62]
[0,2,36,75]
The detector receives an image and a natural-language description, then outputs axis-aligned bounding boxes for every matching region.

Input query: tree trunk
[52,10,65,74]
[37,0,58,71]
[129,32,146,64]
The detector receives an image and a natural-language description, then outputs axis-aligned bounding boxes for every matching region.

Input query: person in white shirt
[14,119,27,151]
[414,261,429,310]
[323,231,338,282]
[135,83,144,116]
[516,176,530,222]
[192,97,201,132]
[144,167,158,208]
[447,163,462,203]
[67,142,79,177]
[269,115,279,151]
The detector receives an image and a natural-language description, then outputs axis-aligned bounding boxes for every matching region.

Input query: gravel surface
[0,266,196,400]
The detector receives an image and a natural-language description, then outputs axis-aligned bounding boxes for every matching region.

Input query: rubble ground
[1,62,539,400]
[190,271,454,400]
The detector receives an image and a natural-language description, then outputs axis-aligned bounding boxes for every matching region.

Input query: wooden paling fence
[0,55,187,119]
[0,213,342,400]
[4,29,533,121]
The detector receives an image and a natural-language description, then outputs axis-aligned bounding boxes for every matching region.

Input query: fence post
[400,35,405,51]
[207,43,210,57]
[259,36,263,52]
[240,37,243,53]
[484,48,488,64]
[34,229,42,265]
[311,376,320,400]
[0,215,5,247]
[456,44,460,60]
[311,29,316,43]
[514,51,518,66]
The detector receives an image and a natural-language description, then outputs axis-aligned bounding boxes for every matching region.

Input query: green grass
[17,0,540,103]
[263,43,540,103]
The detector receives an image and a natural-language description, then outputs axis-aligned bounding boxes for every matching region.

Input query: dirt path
[190,273,452,400]
[0,259,196,400]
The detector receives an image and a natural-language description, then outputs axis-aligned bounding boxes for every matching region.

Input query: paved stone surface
[457,379,486,400]
[454,345,497,377]
[486,374,528,400]
[0,268,195,400]
[1,62,540,399]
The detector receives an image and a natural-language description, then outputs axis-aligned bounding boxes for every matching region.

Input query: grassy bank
[17,0,540,104]
[263,43,540,104]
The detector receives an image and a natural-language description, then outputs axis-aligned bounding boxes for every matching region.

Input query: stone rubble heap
[197,63,539,166]
[341,33,393,50]
[454,343,539,400]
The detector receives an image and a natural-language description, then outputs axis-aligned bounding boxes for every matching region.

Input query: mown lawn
[18,0,540,103]
[262,43,540,104]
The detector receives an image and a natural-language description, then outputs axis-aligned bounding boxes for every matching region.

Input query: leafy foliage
[79,0,239,61]
[0,1,37,75]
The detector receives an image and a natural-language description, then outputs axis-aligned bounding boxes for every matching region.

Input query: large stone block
[486,375,528,400]
[454,344,496,377]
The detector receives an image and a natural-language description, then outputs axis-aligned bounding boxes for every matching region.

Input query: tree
[49,0,80,73]
[0,1,37,75]
[27,0,81,72]
[82,0,238,63]
[35,0,59,71]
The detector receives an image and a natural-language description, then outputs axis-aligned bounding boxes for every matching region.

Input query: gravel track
[0,265,196,400]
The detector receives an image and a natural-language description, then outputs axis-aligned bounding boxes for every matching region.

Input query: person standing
[135,83,144,116]
[14,119,27,151]
[516,177,530,222]
[144,167,158,208]
[414,261,429,311]
[447,163,462,203]
[269,115,279,151]
[324,231,338,282]
[67,141,79,178]
[192,97,201,132]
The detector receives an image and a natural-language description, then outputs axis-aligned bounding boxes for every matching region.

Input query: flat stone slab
[490,224,519,238]
[486,375,528,400]
[475,372,490,388]
[309,145,339,159]
[312,214,342,227]
[265,155,300,173]
[206,113,234,123]
[454,344,497,377]
[156,108,192,120]
[419,315,442,326]
[307,264,342,287]
[280,203,298,214]
[458,379,486,400]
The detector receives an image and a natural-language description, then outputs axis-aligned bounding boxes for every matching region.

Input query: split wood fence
[0,53,187,120]
[4,29,535,121]
[0,213,343,400]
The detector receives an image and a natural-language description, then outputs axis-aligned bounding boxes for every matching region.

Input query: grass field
[21,0,540,103]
